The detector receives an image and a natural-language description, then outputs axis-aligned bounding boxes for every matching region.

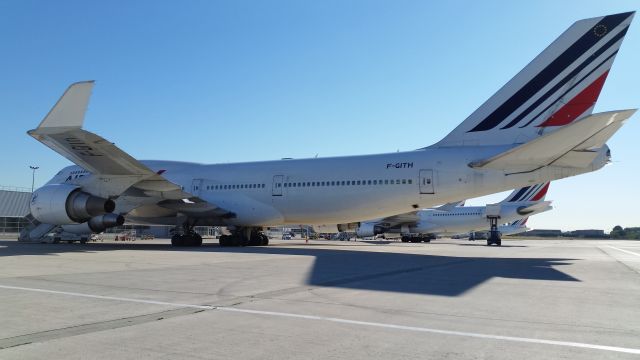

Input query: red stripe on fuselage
[537,71,609,127]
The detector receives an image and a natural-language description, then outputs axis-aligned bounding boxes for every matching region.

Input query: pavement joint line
[605,246,640,258]
[1,283,640,355]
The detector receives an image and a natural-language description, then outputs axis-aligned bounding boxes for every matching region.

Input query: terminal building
[0,186,31,237]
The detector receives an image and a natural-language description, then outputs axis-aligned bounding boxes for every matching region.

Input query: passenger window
[373,180,377,185]
[367,180,371,185]
[408,179,412,184]
[402,179,406,184]
[384,180,389,185]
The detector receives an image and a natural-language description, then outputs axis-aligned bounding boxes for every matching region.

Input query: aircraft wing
[28,81,232,219]
[376,211,421,228]
[469,109,636,172]
[434,200,465,212]
[28,81,156,176]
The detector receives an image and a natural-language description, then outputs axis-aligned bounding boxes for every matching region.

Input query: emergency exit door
[419,169,434,194]
[272,175,284,196]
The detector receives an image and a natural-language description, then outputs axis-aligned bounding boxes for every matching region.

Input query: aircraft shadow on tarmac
[0,241,579,297]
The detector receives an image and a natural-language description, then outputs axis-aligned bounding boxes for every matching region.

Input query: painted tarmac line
[1,284,639,355]
[606,246,640,258]
[0,284,214,310]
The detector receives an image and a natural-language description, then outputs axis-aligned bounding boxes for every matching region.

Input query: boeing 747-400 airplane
[24,12,636,246]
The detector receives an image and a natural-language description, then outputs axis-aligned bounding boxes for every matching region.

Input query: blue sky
[0,1,637,231]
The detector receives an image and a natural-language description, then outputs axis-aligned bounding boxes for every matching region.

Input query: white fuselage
[390,202,547,236]
[49,145,606,228]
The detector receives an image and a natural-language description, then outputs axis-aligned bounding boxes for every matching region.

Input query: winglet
[35,81,95,129]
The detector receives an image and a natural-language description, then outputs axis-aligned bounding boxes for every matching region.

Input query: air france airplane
[498,218,532,237]
[356,183,551,243]
[25,12,636,247]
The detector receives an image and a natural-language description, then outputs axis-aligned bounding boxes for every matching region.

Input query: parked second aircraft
[357,183,551,243]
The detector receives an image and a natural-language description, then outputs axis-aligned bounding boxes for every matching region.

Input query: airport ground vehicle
[45,230,89,244]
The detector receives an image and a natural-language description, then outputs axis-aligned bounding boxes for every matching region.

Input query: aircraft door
[191,179,204,197]
[419,169,434,194]
[272,175,284,196]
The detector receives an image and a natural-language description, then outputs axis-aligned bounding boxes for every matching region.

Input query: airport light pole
[29,166,39,193]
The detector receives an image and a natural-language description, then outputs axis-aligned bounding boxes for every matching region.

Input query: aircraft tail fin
[502,182,550,204]
[434,12,634,147]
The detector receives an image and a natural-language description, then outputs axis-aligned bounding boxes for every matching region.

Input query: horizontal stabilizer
[469,109,635,171]
[516,201,553,216]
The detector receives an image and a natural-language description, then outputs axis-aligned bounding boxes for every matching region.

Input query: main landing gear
[401,234,433,243]
[171,231,203,247]
[171,222,203,247]
[219,228,269,247]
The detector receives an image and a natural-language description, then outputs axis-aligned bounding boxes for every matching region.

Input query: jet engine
[30,184,115,224]
[312,223,359,234]
[355,222,387,237]
[61,214,125,234]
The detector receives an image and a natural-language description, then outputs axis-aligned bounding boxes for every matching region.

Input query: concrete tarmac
[0,237,639,359]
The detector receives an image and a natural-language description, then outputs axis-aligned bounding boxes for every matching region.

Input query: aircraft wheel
[191,233,203,246]
[171,234,184,247]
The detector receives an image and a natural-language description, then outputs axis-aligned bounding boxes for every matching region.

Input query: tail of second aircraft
[434,12,634,147]
[501,182,550,203]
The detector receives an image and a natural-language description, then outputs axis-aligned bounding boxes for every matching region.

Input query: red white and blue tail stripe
[502,182,550,203]
[436,12,634,147]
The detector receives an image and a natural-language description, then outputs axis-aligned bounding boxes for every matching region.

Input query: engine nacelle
[312,223,359,234]
[312,224,340,233]
[61,214,125,234]
[356,222,387,237]
[30,184,115,224]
